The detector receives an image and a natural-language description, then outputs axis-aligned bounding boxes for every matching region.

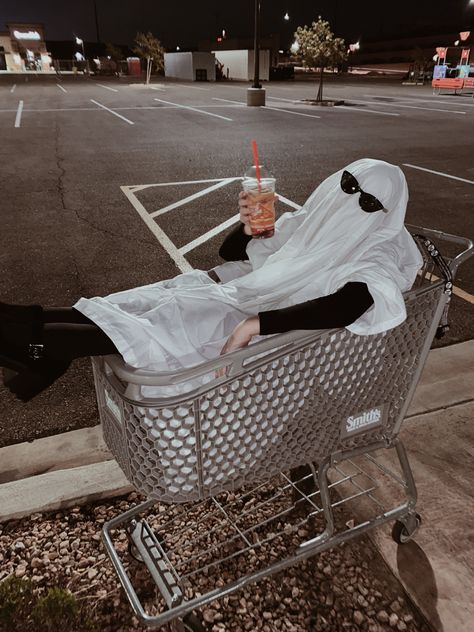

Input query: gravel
[0,491,432,632]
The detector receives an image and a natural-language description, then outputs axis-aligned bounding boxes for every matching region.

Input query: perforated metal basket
[92,226,472,504]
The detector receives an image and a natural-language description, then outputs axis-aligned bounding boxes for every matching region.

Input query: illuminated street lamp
[75,36,85,59]
[247,0,265,105]
[284,12,290,21]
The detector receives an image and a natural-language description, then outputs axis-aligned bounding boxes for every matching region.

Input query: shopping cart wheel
[391,513,422,544]
[182,613,205,632]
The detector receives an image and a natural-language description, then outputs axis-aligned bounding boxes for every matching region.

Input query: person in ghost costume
[0,159,423,401]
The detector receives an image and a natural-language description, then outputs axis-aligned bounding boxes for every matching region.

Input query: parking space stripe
[151,178,239,218]
[56,83,68,93]
[153,98,233,121]
[338,105,400,117]
[96,83,119,92]
[90,99,134,125]
[263,105,321,119]
[129,177,234,192]
[365,94,474,108]
[265,95,399,117]
[10,84,16,93]
[179,214,240,254]
[403,164,474,185]
[213,97,245,105]
[14,100,23,127]
[121,186,192,273]
[352,98,466,114]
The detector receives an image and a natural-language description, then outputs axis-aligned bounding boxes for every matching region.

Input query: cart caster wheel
[128,540,144,563]
[182,613,205,632]
[392,513,421,544]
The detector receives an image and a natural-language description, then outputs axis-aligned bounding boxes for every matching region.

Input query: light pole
[75,36,85,59]
[247,0,266,106]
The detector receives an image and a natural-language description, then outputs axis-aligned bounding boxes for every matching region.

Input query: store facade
[0,23,52,72]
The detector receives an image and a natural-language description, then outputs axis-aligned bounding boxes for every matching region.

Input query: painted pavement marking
[150,178,240,218]
[403,164,474,185]
[56,83,68,93]
[96,83,119,92]
[153,98,233,121]
[10,84,16,94]
[14,100,23,127]
[90,99,134,125]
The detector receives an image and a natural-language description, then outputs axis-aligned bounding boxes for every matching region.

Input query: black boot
[0,302,43,323]
[0,309,70,402]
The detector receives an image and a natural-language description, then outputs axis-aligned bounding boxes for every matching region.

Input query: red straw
[251,139,261,192]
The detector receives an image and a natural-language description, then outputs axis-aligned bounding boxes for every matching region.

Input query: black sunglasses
[340,170,388,213]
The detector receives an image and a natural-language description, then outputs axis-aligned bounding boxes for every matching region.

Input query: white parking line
[338,105,400,117]
[10,84,16,94]
[96,83,119,92]
[213,97,245,105]
[90,99,134,125]
[403,164,474,185]
[121,186,192,273]
[149,86,166,91]
[56,83,68,93]
[264,105,321,119]
[151,178,240,218]
[353,98,466,115]
[14,100,23,127]
[365,94,474,108]
[267,96,298,103]
[180,214,240,254]
[129,177,234,192]
[268,95,399,117]
[153,98,232,121]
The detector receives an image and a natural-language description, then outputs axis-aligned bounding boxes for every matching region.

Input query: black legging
[42,307,119,361]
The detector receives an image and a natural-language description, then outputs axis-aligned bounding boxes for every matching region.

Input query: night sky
[1,0,472,48]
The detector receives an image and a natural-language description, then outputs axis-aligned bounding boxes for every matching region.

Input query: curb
[1,339,473,523]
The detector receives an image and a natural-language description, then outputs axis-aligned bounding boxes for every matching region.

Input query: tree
[292,17,347,102]
[105,42,123,76]
[133,32,165,84]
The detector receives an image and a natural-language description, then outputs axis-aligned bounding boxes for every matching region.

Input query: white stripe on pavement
[153,98,232,121]
[180,214,241,254]
[364,93,474,108]
[56,83,68,93]
[129,177,239,192]
[338,105,400,117]
[351,98,466,115]
[151,178,239,218]
[121,187,192,273]
[403,164,474,185]
[90,99,134,125]
[213,97,246,105]
[14,100,23,127]
[10,84,16,94]
[96,83,119,92]
[264,105,321,119]
[268,95,400,116]
[267,96,298,103]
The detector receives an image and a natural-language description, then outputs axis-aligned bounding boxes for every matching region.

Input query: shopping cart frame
[96,226,472,631]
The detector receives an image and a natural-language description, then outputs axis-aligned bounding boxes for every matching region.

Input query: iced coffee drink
[242,168,276,239]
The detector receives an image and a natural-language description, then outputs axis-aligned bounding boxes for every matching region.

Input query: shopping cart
[93,225,472,631]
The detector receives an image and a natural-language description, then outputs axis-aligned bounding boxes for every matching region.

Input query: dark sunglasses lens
[359,192,385,213]
[341,170,359,194]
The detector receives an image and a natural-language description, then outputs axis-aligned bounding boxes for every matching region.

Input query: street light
[75,36,85,59]
[247,0,265,105]
[284,12,290,21]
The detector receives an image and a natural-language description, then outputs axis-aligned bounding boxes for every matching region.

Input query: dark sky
[1,1,472,48]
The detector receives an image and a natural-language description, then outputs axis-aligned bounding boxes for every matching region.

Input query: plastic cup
[242,176,276,239]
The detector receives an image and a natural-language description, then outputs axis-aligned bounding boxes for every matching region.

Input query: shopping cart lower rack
[92,225,472,631]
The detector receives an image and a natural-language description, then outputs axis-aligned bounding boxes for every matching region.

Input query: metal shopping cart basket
[92,225,472,631]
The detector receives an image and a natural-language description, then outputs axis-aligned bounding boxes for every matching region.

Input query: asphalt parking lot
[1,74,473,447]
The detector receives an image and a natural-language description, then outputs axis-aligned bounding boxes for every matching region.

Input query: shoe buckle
[28,343,45,361]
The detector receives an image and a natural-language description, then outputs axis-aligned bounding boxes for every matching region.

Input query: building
[0,23,52,72]
[164,52,216,81]
[212,50,270,82]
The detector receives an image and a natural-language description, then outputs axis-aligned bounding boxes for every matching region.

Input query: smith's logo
[341,405,386,439]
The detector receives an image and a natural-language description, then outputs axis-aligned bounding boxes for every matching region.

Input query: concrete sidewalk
[0,340,473,631]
